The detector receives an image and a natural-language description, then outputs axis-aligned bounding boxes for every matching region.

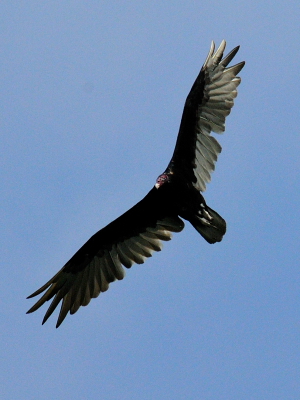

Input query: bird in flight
[27,40,245,327]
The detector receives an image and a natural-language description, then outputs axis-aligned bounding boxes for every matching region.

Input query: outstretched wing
[27,188,184,327]
[171,40,245,191]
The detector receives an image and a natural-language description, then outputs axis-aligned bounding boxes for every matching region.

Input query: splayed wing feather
[99,267,109,293]
[139,232,163,251]
[124,237,153,258]
[196,142,216,169]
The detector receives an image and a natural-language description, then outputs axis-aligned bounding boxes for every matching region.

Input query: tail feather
[190,205,226,244]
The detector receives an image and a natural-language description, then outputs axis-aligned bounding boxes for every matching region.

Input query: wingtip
[41,312,59,327]
[55,321,62,329]
[220,39,227,48]
[212,40,227,64]
[26,303,41,314]
[203,41,216,68]
[221,45,243,68]
[42,314,50,326]
[204,40,228,69]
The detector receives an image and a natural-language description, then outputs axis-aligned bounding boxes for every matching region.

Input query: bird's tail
[190,205,226,244]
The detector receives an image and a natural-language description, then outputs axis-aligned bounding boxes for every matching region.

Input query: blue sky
[2,2,300,399]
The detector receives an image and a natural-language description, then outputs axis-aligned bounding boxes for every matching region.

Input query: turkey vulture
[27,40,245,327]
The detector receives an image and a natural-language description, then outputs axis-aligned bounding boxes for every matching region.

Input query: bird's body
[27,40,245,327]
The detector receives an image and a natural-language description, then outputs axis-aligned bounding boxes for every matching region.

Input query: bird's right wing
[171,40,245,191]
[27,188,184,327]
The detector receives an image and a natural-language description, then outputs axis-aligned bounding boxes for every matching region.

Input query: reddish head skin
[155,174,170,189]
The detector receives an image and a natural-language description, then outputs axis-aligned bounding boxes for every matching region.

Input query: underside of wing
[171,40,245,191]
[27,189,184,327]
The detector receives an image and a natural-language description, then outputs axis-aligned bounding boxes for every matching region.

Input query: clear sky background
[2,2,300,399]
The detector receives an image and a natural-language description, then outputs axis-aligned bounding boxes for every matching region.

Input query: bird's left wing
[27,188,184,327]
[171,40,245,191]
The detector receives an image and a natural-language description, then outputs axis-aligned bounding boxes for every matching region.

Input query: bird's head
[155,173,170,189]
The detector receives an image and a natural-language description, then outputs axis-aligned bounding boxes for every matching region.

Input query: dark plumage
[27,40,245,327]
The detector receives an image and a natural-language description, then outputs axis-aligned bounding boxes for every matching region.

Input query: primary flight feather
[27,40,245,327]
